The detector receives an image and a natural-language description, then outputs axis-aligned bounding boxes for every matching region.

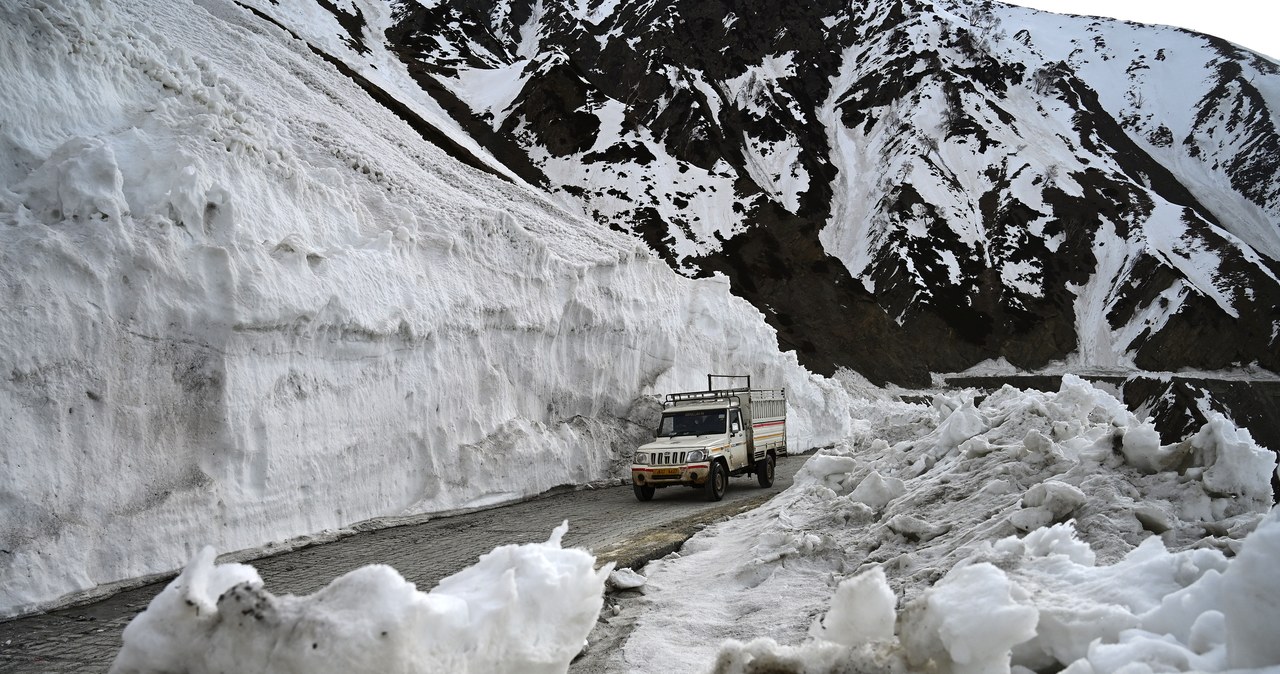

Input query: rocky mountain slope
[258,0,1280,387]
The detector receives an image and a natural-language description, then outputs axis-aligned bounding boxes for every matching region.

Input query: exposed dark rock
[315,0,369,55]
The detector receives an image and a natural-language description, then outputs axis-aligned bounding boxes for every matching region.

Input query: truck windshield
[657,410,727,437]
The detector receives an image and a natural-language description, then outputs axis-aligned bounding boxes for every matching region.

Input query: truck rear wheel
[756,453,775,488]
[634,485,655,501]
[705,461,726,501]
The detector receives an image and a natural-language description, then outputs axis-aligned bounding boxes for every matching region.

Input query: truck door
[728,409,749,469]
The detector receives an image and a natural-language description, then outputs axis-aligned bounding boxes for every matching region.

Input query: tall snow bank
[622,376,1277,673]
[109,522,607,673]
[0,0,852,617]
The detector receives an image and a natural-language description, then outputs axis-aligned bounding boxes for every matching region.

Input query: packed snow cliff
[0,0,852,618]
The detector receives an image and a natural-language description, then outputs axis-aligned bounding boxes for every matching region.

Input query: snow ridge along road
[0,455,808,672]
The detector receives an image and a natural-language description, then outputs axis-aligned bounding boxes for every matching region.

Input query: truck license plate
[654,468,680,476]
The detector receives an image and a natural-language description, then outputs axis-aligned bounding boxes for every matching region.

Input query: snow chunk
[1010,481,1087,532]
[902,563,1038,674]
[887,514,951,542]
[110,523,609,673]
[1019,522,1096,566]
[794,454,859,494]
[812,566,897,647]
[935,399,988,452]
[16,137,128,222]
[1190,414,1276,501]
[1221,508,1280,668]
[849,470,905,510]
[607,567,646,591]
[1119,421,1187,473]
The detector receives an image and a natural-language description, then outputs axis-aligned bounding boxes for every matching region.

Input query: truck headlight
[634,452,649,465]
[686,449,706,462]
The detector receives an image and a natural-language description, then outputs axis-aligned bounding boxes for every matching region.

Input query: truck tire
[705,461,726,501]
[756,453,775,488]
[634,485,655,501]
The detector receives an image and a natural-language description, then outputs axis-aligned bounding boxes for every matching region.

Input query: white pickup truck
[630,375,787,502]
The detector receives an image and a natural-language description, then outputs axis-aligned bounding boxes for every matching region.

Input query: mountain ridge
[247,0,1280,387]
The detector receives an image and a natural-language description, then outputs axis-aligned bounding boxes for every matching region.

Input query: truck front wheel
[756,453,775,488]
[705,461,727,501]
[634,485,655,501]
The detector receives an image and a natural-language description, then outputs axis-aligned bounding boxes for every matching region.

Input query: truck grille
[653,451,687,465]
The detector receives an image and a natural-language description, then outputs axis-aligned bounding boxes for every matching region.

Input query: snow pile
[0,0,853,618]
[620,376,1278,673]
[810,566,896,647]
[110,522,607,674]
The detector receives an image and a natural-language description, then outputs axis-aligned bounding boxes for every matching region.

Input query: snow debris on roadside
[623,376,1278,673]
[607,567,647,591]
[109,522,609,674]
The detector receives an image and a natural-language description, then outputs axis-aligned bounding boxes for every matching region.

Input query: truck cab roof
[665,400,737,413]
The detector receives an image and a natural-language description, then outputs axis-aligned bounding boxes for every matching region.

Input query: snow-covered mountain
[321,0,1280,386]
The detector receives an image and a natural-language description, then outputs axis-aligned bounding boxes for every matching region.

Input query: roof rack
[665,389,747,407]
[659,375,786,408]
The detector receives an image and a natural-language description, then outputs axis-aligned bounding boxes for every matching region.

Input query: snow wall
[0,0,853,617]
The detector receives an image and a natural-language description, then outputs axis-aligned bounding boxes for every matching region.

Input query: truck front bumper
[631,463,711,487]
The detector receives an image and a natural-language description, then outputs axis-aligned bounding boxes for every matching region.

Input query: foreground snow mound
[110,522,608,674]
[624,377,1277,673]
